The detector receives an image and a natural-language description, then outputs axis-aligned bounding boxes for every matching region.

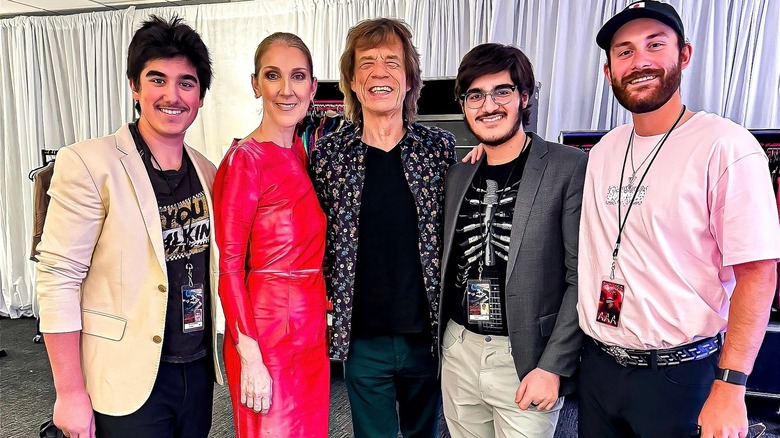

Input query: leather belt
[593,335,721,367]
[249,268,321,277]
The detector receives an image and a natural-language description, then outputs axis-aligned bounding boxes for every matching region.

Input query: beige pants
[441,320,563,438]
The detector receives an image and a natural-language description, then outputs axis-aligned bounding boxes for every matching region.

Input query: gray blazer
[439,132,587,396]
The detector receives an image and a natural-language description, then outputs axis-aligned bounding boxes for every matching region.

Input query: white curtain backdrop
[1,0,779,317]
[0,9,134,317]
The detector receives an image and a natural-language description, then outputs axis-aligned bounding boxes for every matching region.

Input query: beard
[611,56,682,114]
[465,108,524,147]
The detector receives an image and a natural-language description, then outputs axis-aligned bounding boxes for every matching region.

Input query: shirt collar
[345,119,421,151]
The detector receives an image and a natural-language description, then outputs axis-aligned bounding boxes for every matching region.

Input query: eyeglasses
[460,85,518,109]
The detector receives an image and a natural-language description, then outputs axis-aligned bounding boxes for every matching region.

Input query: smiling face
[253,42,317,130]
[350,34,410,120]
[462,70,527,147]
[131,56,203,144]
[604,18,690,114]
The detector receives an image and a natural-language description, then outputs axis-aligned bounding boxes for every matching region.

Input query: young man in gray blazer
[439,43,586,437]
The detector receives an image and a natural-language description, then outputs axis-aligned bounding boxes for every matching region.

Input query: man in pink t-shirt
[578,1,780,437]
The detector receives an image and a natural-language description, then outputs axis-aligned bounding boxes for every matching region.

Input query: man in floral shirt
[310,17,456,438]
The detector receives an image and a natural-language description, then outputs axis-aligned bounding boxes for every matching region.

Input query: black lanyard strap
[148,149,197,286]
[610,105,686,279]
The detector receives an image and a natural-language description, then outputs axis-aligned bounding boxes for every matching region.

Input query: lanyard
[147,148,197,287]
[610,105,686,280]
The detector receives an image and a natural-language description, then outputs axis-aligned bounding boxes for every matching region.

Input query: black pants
[93,357,214,438]
[578,339,718,438]
[344,334,440,438]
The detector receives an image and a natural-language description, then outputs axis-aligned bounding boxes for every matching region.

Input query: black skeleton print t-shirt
[447,146,530,335]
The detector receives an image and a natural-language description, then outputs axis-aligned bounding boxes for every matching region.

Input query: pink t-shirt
[578,111,780,349]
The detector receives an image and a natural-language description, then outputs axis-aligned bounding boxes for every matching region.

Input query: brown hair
[253,32,314,77]
[339,18,422,123]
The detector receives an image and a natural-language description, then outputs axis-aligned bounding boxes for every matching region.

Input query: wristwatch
[715,368,749,386]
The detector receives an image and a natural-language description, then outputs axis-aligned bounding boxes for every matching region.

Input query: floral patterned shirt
[310,122,456,360]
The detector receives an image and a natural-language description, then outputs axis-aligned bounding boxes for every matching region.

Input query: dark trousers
[578,339,718,438]
[93,357,214,438]
[344,334,440,438]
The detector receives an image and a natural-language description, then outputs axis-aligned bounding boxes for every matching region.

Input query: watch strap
[715,368,749,386]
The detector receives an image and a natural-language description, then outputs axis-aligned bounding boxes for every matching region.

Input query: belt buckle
[606,345,632,367]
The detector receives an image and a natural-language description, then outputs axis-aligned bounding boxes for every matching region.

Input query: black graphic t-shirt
[130,122,210,363]
[446,146,530,335]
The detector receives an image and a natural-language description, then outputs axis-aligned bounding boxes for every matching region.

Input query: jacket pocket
[539,312,558,338]
[82,309,127,341]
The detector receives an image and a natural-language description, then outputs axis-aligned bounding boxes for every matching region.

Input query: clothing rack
[28,149,58,181]
[28,149,59,345]
[309,101,345,117]
[299,100,346,155]
[41,149,57,165]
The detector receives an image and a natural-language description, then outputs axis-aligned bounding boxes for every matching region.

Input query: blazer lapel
[442,157,483,278]
[186,146,213,214]
[186,146,221,356]
[185,146,218,278]
[116,125,167,274]
[505,134,548,283]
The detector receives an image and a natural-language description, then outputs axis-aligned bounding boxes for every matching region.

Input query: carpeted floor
[1,316,777,437]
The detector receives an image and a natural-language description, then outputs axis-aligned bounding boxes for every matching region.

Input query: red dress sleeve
[292,136,308,167]
[213,144,260,342]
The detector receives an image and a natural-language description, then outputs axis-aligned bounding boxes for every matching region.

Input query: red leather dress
[214,137,329,437]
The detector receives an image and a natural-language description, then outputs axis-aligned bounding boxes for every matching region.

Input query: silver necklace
[628,133,665,186]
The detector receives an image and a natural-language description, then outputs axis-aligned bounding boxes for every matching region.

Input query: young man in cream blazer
[36,16,221,438]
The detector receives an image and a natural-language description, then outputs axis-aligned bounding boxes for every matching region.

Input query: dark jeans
[578,339,718,438]
[93,357,214,438]
[344,334,440,438]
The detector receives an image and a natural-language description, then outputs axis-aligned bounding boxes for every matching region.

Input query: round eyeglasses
[460,85,518,109]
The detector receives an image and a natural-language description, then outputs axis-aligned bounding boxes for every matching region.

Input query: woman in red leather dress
[213,33,328,437]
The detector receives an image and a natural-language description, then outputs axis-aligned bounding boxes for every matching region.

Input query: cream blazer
[36,124,223,416]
